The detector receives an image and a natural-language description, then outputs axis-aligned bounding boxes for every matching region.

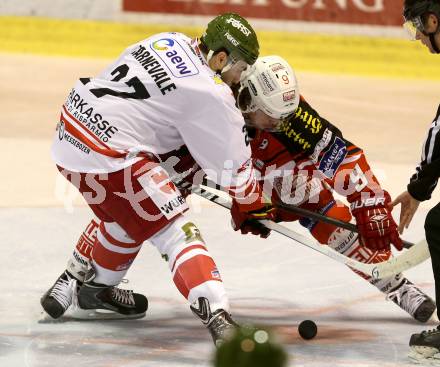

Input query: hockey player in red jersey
[40,13,275,345]
[230,55,435,322]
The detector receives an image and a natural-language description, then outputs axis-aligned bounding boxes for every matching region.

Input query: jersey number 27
[84,64,150,100]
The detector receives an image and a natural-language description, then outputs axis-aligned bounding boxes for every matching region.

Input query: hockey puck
[298,320,317,340]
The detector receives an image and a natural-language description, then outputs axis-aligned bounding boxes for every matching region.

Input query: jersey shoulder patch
[149,34,199,78]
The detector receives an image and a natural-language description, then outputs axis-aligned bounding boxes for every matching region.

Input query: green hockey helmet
[201,13,259,66]
[214,326,288,367]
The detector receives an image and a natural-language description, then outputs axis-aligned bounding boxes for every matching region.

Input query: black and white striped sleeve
[408,105,440,201]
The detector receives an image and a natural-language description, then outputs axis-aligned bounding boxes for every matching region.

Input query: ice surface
[0,203,436,367]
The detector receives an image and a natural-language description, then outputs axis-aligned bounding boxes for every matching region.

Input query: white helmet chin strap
[221,61,234,73]
[207,50,215,63]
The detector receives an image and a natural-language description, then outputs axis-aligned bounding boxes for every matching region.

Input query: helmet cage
[403,1,440,38]
[237,82,258,114]
[404,16,427,39]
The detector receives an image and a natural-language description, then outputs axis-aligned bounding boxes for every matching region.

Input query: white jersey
[52,32,258,197]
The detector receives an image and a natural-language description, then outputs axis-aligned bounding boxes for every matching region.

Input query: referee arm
[391,105,440,232]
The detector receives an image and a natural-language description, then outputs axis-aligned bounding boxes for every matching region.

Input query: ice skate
[387,278,436,323]
[409,325,440,365]
[77,268,148,320]
[190,297,238,346]
[40,271,79,319]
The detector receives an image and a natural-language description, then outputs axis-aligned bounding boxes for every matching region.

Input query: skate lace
[111,288,135,306]
[209,314,227,330]
[386,281,427,316]
[208,311,236,334]
[49,276,77,310]
[207,311,237,346]
[421,326,440,336]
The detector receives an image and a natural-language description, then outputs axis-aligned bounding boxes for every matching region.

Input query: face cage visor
[222,55,248,73]
[206,49,248,73]
[404,16,427,40]
[236,85,289,132]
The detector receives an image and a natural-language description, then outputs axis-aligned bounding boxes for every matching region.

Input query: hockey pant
[59,158,228,313]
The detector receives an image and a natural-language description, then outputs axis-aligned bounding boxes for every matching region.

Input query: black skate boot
[40,271,79,319]
[190,297,238,346]
[386,278,436,323]
[77,269,148,319]
[409,325,440,364]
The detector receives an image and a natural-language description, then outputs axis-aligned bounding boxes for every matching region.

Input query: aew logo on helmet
[226,17,251,36]
[224,31,239,46]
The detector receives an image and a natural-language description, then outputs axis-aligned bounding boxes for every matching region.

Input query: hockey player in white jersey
[41,13,274,344]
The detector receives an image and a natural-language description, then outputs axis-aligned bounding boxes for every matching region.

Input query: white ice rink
[1,199,436,367]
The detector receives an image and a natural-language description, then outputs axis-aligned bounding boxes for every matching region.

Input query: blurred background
[1,0,439,78]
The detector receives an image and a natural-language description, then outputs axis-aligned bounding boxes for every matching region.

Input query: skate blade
[67,307,146,320]
[429,309,439,324]
[409,346,440,365]
[38,310,68,323]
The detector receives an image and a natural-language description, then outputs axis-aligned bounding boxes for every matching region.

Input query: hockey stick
[193,185,429,280]
[200,179,414,249]
[274,201,414,249]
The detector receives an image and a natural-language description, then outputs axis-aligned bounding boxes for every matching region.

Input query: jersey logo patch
[138,166,188,220]
[151,37,199,78]
[213,75,223,85]
[259,139,269,150]
[310,128,332,163]
[318,136,347,179]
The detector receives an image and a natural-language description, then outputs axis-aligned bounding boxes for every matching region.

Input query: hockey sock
[150,216,229,312]
[66,219,99,282]
[91,221,142,286]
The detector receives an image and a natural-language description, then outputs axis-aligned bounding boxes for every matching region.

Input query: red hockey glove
[230,199,277,239]
[350,191,403,252]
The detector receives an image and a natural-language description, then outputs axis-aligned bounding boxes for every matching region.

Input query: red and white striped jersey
[52,32,257,199]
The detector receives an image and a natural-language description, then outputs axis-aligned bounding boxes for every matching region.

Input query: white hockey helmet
[237,55,300,120]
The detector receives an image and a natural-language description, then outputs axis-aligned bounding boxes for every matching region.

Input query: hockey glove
[230,199,277,238]
[159,146,203,198]
[350,191,403,252]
